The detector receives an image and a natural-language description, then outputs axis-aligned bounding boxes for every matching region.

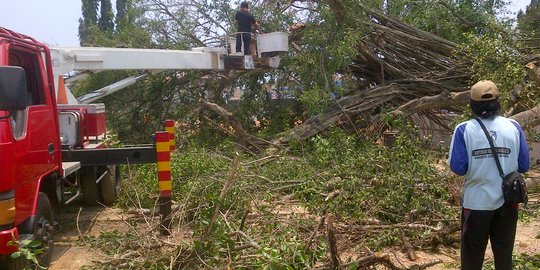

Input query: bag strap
[474,117,505,178]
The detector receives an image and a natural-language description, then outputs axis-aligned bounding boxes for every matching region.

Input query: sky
[0,0,534,47]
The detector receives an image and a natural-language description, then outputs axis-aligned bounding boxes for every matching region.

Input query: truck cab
[0,29,61,266]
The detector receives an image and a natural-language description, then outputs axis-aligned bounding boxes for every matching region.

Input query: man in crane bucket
[235,1,259,55]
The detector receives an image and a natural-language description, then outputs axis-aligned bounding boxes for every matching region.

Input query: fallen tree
[195,4,539,149]
[268,7,540,146]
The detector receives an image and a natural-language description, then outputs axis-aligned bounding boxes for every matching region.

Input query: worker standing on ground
[235,1,259,55]
[448,80,530,270]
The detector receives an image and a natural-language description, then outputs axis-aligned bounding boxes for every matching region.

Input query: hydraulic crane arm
[50,46,227,74]
[76,73,150,104]
[49,31,288,105]
[50,47,232,104]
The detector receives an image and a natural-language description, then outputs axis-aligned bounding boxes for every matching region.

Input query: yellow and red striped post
[156,131,172,235]
[165,120,176,152]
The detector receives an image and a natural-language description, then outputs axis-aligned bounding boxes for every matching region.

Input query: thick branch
[510,104,540,128]
[200,99,269,149]
[203,153,240,240]
[325,0,345,25]
[392,91,469,116]
[526,60,540,85]
[229,230,261,250]
[326,215,340,268]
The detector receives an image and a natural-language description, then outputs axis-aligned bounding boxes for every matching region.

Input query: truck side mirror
[0,66,27,111]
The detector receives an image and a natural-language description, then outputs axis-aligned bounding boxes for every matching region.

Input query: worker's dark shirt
[235,11,256,33]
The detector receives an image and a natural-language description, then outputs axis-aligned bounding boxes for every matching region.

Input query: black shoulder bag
[475,117,528,205]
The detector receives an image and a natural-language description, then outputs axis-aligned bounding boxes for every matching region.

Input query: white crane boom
[49,32,288,104]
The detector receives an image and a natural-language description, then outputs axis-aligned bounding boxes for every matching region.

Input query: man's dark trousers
[461,204,517,270]
[236,33,251,55]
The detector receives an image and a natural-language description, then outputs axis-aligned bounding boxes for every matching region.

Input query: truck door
[9,47,58,223]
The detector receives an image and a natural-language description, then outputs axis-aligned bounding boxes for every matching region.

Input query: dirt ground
[48,173,540,270]
[47,201,540,270]
[48,203,129,270]
[391,193,540,270]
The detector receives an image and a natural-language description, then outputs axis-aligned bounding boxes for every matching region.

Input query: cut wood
[326,215,341,268]
[203,153,240,239]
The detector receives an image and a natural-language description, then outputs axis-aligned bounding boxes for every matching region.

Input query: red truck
[0,28,159,269]
[0,27,288,269]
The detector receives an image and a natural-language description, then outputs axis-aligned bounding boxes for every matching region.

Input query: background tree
[79,0,99,46]
[115,0,129,27]
[98,0,115,35]
[517,0,540,53]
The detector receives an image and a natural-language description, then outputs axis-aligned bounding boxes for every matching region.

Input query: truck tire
[32,192,55,267]
[0,193,54,270]
[100,165,120,206]
[0,255,27,270]
[81,167,99,205]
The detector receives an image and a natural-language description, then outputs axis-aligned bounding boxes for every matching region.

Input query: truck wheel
[0,255,27,270]
[100,165,120,206]
[0,193,55,270]
[81,167,99,205]
[32,192,55,267]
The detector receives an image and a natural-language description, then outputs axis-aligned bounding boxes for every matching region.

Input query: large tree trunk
[510,104,540,128]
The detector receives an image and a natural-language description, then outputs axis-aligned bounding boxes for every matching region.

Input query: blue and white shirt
[448,116,529,210]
